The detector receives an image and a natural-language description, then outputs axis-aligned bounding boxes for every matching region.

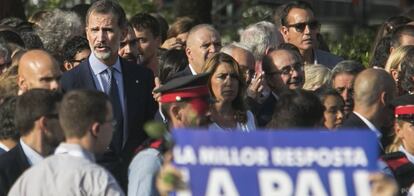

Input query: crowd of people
[0,0,413,195]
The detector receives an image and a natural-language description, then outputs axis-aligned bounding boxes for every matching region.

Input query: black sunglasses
[285,20,320,33]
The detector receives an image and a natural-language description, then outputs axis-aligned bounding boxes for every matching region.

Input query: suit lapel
[16,143,30,171]
[79,60,97,90]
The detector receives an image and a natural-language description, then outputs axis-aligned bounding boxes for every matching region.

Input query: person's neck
[354,104,381,127]
[302,48,314,65]
[189,62,202,74]
[21,132,52,157]
[145,57,159,77]
[213,101,234,116]
[0,138,17,150]
[65,137,93,153]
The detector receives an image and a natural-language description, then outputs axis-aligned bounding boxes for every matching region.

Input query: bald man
[342,69,396,152]
[18,49,61,94]
[183,24,221,75]
[221,43,255,84]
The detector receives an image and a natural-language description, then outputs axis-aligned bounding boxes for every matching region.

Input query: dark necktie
[108,67,124,154]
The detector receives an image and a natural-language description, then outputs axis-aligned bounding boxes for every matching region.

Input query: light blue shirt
[20,139,44,166]
[128,148,162,196]
[89,53,128,145]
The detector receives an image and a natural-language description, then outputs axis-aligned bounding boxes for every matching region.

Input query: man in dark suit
[0,89,62,196]
[60,0,157,189]
[172,24,221,78]
[251,47,304,127]
[342,69,397,153]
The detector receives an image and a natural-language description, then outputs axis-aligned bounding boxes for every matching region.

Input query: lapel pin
[136,80,139,84]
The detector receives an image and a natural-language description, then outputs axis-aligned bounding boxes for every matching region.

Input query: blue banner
[172,129,379,196]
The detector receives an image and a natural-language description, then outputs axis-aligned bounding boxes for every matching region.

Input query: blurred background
[2,0,413,66]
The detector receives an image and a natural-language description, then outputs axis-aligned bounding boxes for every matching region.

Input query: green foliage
[118,0,157,18]
[240,4,273,27]
[327,28,376,67]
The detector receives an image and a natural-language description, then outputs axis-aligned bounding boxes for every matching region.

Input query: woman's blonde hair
[385,45,414,73]
[303,64,331,91]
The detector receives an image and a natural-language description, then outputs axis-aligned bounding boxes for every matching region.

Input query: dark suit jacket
[341,112,370,129]
[0,143,30,196]
[341,112,384,154]
[169,65,193,80]
[60,57,157,157]
[248,94,278,127]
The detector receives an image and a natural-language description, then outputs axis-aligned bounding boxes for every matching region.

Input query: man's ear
[185,47,192,61]
[17,75,27,92]
[63,61,73,71]
[90,122,100,138]
[37,116,47,132]
[394,121,404,140]
[169,104,182,122]
[280,26,289,42]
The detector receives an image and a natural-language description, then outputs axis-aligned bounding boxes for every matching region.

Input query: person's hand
[156,150,187,196]
[161,37,185,50]
[246,72,269,103]
[153,77,162,102]
[369,172,398,196]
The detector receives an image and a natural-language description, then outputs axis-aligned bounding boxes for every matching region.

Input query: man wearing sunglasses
[279,1,342,69]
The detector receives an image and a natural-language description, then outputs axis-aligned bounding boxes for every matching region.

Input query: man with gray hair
[331,60,365,116]
[181,24,221,75]
[240,21,284,69]
[221,42,255,84]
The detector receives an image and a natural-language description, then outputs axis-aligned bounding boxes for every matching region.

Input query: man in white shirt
[9,90,124,196]
[0,89,63,196]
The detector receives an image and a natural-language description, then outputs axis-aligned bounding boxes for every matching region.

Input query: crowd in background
[0,0,414,195]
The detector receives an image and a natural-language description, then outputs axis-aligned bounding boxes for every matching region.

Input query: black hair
[267,89,324,128]
[158,49,188,84]
[280,1,314,26]
[369,35,391,68]
[130,13,160,38]
[0,96,19,141]
[62,36,90,62]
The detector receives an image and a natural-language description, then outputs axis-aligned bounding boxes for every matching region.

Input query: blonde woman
[385,45,414,95]
[303,64,331,91]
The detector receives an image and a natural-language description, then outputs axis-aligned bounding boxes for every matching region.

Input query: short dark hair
[280,1,314,26]
[399,47,414,93]
[59,90,109,138]
[20,31,43,49]
[390,25,414,48]
[15,89,62,136]
[369,35,391,68]
[267,89,324,128]
[86,0,127,28]
[0,96,19,140]
[130,13,160,38]
[158,49,188,84]
[316,88,344,106]
[62,36,90,62]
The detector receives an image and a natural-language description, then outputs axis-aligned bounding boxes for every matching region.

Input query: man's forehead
[287,8,314,23]
[270,50,296,66]
[87,12,118,26]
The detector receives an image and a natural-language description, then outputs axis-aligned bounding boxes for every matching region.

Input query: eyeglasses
[266,62,303,76]
[285,20,320,33]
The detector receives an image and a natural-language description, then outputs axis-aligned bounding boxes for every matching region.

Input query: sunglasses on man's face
[285,20,320,33]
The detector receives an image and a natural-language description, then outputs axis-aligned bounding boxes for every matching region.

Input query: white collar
[20,138,44,166]
[0,142,9,152]
[353,111,382,139]
[400,145,414,164]
[188,64,197,75]
[54,143,95,162]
